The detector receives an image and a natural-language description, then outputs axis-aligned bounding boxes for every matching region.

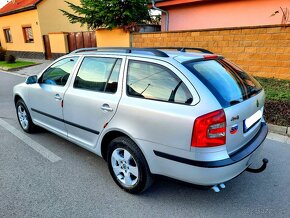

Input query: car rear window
[183,59,262,107]
[127,60,193,104]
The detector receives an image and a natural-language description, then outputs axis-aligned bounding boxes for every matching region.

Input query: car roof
[67,47,219,63]
[166,51,209,63]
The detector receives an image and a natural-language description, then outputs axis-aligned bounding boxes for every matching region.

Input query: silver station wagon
[13,47,268,193]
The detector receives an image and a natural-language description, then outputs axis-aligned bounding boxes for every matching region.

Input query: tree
[270,7,289,25]
[60,0,152,32]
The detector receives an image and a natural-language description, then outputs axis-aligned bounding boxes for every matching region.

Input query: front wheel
[107,137,154,194]
[16,99,36,133]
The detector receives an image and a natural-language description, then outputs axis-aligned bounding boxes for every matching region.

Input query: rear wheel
[16,99,36,133]
[107,136,154,194]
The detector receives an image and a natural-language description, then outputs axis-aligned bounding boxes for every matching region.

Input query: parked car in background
[13,47,268,193]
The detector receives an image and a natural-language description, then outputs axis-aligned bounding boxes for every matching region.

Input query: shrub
[0,48,6,61]
[5,54,16,63]
[0,52,5,61]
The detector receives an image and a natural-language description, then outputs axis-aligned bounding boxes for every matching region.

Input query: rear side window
[74,57,121,93]
[127,60,193,104]
[184,59,262,107]
[40,57,79,86]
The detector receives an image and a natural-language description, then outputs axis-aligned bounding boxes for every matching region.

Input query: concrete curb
[268,124,290,136]
[0,70,28,77]
[267,132,290,144]
[0,63,41,72]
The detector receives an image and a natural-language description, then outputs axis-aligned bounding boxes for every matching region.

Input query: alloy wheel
[17,105,29,130]
[111,148,139,187]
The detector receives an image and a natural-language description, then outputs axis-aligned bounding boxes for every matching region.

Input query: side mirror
[25,75,38,84]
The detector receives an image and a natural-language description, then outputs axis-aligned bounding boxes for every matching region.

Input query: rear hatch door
[184,58,264,154]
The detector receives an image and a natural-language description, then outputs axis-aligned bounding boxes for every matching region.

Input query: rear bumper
[152,122,268,185]
[154,122,268,168]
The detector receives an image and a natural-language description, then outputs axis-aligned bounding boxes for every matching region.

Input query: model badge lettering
[231,115,239,121]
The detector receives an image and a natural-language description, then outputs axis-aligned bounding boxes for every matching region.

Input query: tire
[107,136,154,194]
[16,99,36,133]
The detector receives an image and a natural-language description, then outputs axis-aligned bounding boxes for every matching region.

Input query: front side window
[23,27,34,43]
[74,57,121,93]
[3,28,12,43]
[127,60,193,104]
[40,57,79,86]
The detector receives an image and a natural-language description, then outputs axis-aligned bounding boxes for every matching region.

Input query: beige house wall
[96,28,130,47]
[0,10,44,52]
[37,0,88,35]
[48,32,69,54]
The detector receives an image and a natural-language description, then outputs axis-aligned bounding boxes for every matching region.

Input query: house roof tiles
[0,0,42,16]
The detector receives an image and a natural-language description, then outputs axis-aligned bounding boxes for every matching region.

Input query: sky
[0,0,10,9]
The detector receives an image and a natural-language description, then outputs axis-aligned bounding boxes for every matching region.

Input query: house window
[23,27,34,43]
[3,28,12,43]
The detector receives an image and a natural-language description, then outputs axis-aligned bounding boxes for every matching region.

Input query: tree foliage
[60,0,152,31]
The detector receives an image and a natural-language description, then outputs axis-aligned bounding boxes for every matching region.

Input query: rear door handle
[101,104,113,112]
[54,94,62,101]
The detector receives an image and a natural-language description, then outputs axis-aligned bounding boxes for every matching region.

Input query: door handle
[101,104,113,112]
[54,94,62,101]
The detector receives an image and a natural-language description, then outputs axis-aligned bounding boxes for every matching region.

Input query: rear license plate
[244,110,262,132]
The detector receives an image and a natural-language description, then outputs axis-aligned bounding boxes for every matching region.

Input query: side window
[127,60,193,104]
[74,57,121,93]
[40,57,78,86]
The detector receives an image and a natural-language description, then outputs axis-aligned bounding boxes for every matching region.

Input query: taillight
[191,109,226,147]
[203,54,218,60]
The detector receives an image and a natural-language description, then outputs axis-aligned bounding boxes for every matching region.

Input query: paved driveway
[0,72,290,218]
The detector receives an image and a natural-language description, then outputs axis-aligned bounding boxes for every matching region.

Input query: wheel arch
[14,94,23,106]
[100,130,129,162]
[100,129,149,165]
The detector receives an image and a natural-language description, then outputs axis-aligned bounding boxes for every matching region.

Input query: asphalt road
[0,72,290,218]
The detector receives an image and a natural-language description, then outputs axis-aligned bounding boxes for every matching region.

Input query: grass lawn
[0,61,36,69]
[255,77,290,126]
[256,77,290,101]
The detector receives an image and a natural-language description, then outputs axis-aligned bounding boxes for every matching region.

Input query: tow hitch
[211,158,268,193]
[246,158,268,173]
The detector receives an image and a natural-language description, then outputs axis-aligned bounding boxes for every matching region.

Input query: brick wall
[132,25,290,80]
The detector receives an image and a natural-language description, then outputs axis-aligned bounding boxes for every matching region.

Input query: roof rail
[70,47,169,57]
[148,47,214,54]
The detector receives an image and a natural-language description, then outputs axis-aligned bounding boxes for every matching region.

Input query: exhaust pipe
[211,183,226,193]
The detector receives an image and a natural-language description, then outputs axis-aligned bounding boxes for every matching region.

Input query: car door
[63,55,124,149]
[29,57,80,137]
[113,57,200,151]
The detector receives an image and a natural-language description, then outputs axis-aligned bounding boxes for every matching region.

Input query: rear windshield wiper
[248,88,261,96]
[230,99,242,106]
